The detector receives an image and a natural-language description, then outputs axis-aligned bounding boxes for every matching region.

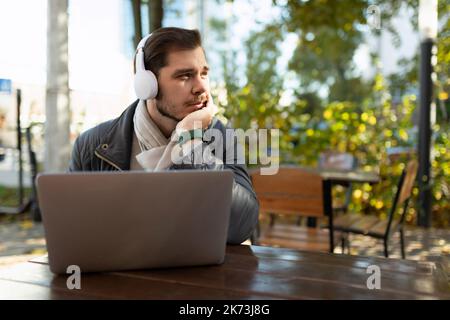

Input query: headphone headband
[137,34,152,51]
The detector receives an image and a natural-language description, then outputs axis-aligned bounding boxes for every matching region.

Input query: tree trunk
[149,0,163,33]
[131,0,142,48]
[45,0,70,173]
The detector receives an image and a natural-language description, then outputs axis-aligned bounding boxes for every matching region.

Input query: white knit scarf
[133,100,179,171]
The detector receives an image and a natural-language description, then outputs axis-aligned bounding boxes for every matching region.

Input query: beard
[155,93,182,122]
[154,90,208,123]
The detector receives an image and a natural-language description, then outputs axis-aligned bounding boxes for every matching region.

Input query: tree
[131,0,164,49]
[149,0,163,32]
[278,0,420,103]
[131,0,143,48]
[45,0,70,173]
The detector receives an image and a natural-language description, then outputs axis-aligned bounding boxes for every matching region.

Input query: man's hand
[176,92,218,131]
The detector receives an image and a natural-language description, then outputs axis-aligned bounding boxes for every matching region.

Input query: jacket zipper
[94,150,122,171]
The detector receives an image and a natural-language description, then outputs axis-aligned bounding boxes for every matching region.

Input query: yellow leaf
[439,91,448,100]
[361,113,369,122]
[353,189,362,199]
[375,200,384,209]
[358,124,366,133]
[399,129,409,141]
[384,129,393,137]
[20,220,34,230]
[323,110,332,120]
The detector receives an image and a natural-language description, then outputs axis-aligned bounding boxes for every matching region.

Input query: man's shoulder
[75,100,139,147]
[70,119,117,170]
[76,119,116,147]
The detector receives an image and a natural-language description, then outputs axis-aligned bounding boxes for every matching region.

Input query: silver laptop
[36,170,234,274]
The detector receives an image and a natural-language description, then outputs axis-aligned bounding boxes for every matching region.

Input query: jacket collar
[94,100,139,170]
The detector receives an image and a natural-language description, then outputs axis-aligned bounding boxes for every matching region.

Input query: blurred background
[0,0,448,262]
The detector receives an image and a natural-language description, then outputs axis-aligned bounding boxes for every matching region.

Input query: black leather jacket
[69,100,259,244]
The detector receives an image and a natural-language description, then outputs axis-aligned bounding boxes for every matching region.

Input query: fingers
[206,92,218,116]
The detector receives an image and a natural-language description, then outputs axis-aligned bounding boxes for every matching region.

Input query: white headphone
[134,34,158,100]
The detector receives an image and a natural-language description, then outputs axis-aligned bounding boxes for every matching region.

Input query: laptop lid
[36,170,234,274]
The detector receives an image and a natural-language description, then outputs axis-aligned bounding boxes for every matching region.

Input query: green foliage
[0,186,32,207]
[222,24,284,127]
[209,0,449,227]
[279,0,418,103]
[291,76,422,222]
[436,1,450,121]
[432,123,450,227]
[215,23,304,163]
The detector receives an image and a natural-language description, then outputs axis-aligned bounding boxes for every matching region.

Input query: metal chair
[333,160,418,258]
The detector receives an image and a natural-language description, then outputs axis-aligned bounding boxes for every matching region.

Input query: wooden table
[276,165,381,185]
[317,169,380,185]
[0,245,448,300]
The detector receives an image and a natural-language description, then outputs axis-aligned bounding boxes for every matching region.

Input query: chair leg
[346,235,351,254]
[383,239,389,258]
[400,229,406,259]
[269,214,276,227]
[307,217,317,228]
[340,233,351,254]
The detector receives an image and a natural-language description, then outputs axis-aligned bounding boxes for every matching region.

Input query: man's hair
[138,27,203,77]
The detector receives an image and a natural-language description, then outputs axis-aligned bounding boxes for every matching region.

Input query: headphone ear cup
[134,69,158,100]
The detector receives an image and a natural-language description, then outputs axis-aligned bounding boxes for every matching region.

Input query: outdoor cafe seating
[250,159,419,258]
[268,151,358,228]
[250,167,339,253]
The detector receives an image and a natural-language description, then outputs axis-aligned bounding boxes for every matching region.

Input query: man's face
[155,46,210,122]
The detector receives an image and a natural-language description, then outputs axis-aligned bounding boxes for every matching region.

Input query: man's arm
[169,121,259,245]
[170,161,259,245]
[226,164,260,244]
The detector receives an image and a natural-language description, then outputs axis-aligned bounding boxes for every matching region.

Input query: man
[69,27,259,245]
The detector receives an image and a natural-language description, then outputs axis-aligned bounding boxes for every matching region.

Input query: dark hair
[138,27,203,77]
